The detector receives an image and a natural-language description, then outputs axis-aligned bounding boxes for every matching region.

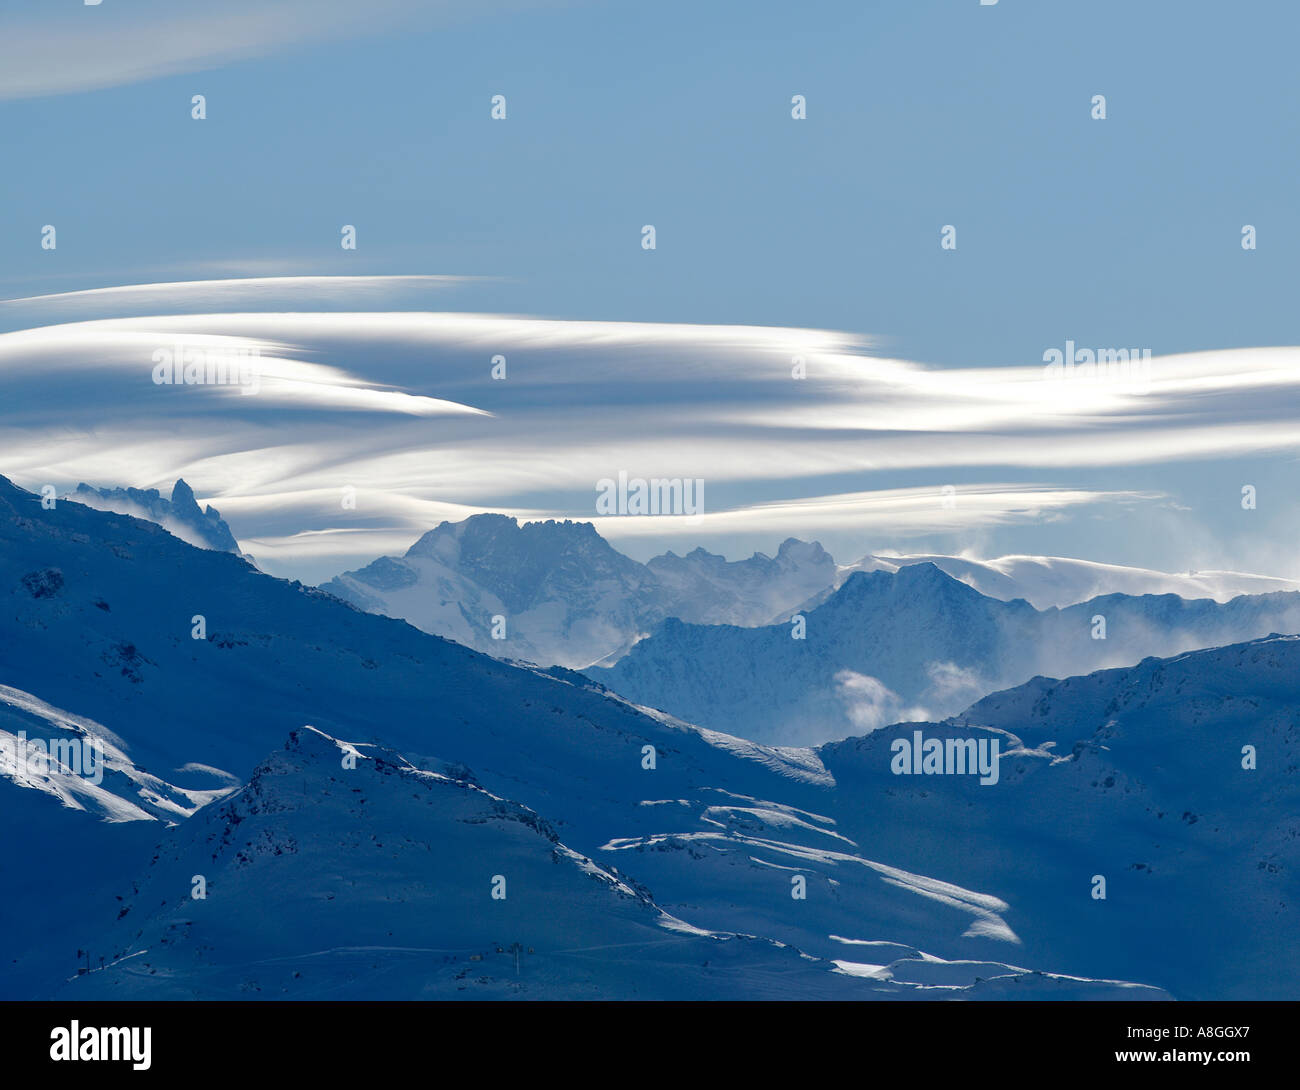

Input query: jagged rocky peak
[69,478,241,554]
[169,478,201,515]
[775,537,832,564]
[649,537,832,574]
[406,513,606,560]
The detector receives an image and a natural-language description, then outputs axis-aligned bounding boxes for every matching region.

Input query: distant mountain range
[12,472,1276,998]
[35,484,1300,754]
[592,562,1300,745]
[319,513,1300,674]
[55,483,1300,691]
[320,514,836,668]
[791,552,1300,614]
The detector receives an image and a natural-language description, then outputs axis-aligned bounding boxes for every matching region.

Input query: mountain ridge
[0,471,1211,999]
[592,562,1300,745]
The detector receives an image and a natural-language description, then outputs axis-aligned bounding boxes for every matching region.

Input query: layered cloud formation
[2,277,1298,579]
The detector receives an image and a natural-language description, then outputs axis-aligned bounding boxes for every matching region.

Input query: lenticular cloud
[3,281,1300,574]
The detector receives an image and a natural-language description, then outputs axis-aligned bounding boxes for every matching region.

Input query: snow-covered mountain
[644,538,836,626]
[593,562,1300,745]
[57,722,1175,1000]
[321,515,834,668]
[0,473,1190,999]
[69,479,243,555]
[0,683,237,824]
[795,552,1300,614]
[322,514,1300,674]
[822,634,1300,1001]
[320,514,666,669]
[54,725,889,1000]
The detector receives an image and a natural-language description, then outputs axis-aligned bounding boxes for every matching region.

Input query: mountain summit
[321,514,834,668]
[70,479,242,554]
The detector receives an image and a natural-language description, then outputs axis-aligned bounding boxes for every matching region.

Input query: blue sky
[6,0,1298,364]
[0,0,1297,580]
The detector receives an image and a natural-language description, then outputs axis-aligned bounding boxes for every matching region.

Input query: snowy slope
[0,684,239,995]
[594,563,1300,745]
[815,635,1300,1000]
[59,726,872,1000]
[0,683,237,823]
[56,725,1167,1000]
[0,474,1175,999]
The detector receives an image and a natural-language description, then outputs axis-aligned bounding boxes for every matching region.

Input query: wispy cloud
[587,486,1153,539]
[1,281,1298,576]
[0,1,551,100]
[0,276,483,325]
